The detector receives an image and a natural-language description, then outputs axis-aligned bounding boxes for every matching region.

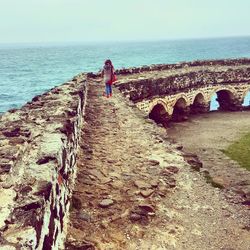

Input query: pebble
[2,181,14,189]
[134,180,151,189]
[138,204,155,213]
[150,179,159,187]
[148,159,160,166]
[129,213,142,221]
[140,189,154,198]
[99,199,114,208]
[78,212,92,222]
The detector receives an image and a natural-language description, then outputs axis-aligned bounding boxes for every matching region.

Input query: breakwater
[0,58,250,249]
[0,74,87,249]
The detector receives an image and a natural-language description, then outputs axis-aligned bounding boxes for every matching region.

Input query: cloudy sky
[0,0,250,43]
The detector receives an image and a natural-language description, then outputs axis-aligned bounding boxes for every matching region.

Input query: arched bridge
[116,59,250,124]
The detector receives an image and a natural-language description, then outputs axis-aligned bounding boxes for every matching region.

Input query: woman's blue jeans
[105,83,112,96]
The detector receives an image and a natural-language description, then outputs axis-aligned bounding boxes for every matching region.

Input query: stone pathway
[66,81,250,250]
[117,64,250,83]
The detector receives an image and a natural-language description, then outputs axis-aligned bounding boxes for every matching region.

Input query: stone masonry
[0,59,250,249]
[0,74,87,249]
[114,58,250,117]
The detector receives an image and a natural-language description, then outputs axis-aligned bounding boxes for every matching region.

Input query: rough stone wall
[136,83,250,115]
[88,58,250,78]
[0,74,87,249]
[115,58,250,75]
[116,67,250,102]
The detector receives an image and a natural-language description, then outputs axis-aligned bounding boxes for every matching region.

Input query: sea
[1,36,250,114]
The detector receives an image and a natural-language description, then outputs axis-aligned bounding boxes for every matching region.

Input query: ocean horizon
[1,36,250,113]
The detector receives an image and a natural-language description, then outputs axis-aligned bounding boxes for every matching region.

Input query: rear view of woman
[101,59,116,98]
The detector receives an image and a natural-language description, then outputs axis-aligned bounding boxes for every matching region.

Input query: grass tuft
[223,132,250,171]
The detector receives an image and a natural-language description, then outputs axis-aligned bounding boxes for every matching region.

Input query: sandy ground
[167,111,250,202]
[167,111,250,151]
[66,82,250,250]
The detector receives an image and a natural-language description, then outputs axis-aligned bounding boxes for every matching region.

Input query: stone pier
[0,58,250,249]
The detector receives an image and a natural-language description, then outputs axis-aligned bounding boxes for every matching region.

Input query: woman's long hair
[105,59,113,69]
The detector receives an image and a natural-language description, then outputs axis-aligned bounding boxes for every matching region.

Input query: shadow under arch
[210,89,238,111]
[171,97,189,122]
[149,103,170,127]
[190,93,208,114]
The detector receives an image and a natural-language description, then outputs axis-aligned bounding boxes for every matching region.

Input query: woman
[101,59,116,98]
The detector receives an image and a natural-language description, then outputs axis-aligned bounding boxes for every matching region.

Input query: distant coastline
[1,35,250,48]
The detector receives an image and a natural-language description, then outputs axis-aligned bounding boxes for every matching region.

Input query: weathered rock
[65,240,95,250]
[233,185,250,199]
[160,169,172,177]
[158,184,169,197]
[134,180,151,189]
[0,163,12,174]
[150,179,159,188]
[138,204,155,214]
[78,212,92,222]
[72,196,82,210]
[140,189,154,198]
[166,178,176,188]
[36,155,57,165]
[98,199,114,208]
[187,158,203,171]
[33,181,52,200]
[129,213,142,222]
[19,185,33,195]
[166,166,179,174]
[176,144,183,150]
[242,200,250,206]
[86,169,105,181]
[148,159,160,166]
[2,180,14,189]
[210,177,230,189]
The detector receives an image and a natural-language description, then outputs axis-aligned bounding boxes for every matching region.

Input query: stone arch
[209,87,239,111]
[171,96,189,122]
[191,92,205,104]
[190,92,209,114]
[148,100,168,114]
[172,94,189,108]
[148,101,170,126]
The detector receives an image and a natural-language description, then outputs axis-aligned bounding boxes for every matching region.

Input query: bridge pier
[217,98,243,111]
[171,106,190,122]
[190,103,210,114]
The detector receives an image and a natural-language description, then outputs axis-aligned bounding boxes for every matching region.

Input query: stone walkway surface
[117,64,250,83]
[66,81,250,250]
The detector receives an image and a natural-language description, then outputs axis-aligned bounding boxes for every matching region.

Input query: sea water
[0,37,250,113]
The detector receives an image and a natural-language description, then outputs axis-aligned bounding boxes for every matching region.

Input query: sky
[0,0,250,44]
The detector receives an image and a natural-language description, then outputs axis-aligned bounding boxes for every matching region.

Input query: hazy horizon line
[0,34,250,47]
